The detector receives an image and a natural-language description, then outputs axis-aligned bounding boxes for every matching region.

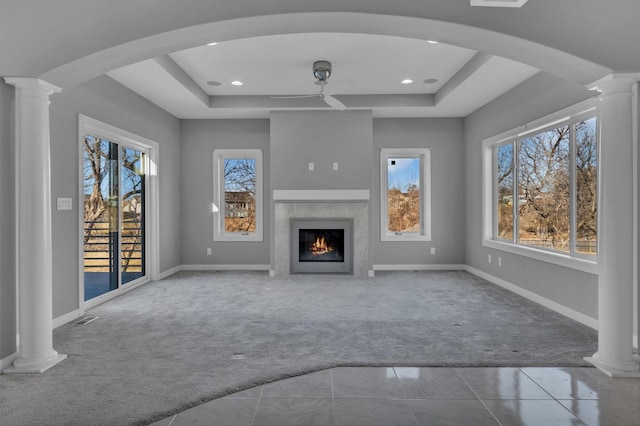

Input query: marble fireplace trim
[273,191,370,277]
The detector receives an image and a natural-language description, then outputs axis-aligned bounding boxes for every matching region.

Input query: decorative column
[585,74,640,377]
[3,78,66,373]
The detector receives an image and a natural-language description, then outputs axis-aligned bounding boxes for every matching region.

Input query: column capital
[588,73,640,96]
[4,77,61,97]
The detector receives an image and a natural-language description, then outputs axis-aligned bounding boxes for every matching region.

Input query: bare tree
[386,160,420,233]
[517,125,570,250]
[575,119,598,252]
[223,158,256,232]
[496,143,514,239]
[83,136,110,242]
[120,147,144,272]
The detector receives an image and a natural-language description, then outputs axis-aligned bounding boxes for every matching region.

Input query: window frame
[380,148,432,242]
[213,148,263,242]
[481,99,598,274]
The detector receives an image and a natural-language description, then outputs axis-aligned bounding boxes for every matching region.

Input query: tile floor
[150,366,640,426]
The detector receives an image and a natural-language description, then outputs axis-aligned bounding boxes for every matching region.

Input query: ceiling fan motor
[313,60,332,82]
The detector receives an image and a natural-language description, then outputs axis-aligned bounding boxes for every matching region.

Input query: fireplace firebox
[291,219,353,274]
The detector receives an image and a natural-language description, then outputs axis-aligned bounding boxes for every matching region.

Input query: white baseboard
[157,265,182,280]
[53,309,83,329]
[1,352,17,373]
[181,264,270,271]
[465,265,599,330]
[374,264,466,271]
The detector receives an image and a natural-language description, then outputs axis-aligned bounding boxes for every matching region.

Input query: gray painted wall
[269,110,374,270]
[181,113,467,269]
[270,111,373,190]
[49,75,182,318]
[180,119,271,265]
[0,82,16,359]
[373,118,465,265]
[464,72,598,318]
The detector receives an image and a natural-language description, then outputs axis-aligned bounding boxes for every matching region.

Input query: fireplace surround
[272,190,370,276]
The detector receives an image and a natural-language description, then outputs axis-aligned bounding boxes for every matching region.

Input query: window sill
[381,233,431,242]
[214,233,263,243]
[483,239,597,274]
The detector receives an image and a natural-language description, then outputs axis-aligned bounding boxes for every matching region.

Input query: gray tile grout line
[330,368,336,426]
[519,367,561,400]
[166,414,177,426]
[391,367,420,426]
[249,384,264,426]
[454,368,503,426]
[519,368,590,425]
[391,367,409,399]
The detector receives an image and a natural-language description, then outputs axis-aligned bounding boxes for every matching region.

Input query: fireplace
[291,219,353,274]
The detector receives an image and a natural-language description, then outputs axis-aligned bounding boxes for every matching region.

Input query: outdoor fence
[84,219,144,272]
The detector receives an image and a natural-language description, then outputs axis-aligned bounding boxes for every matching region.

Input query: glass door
[120,146,145,284]
[83,135,146,301]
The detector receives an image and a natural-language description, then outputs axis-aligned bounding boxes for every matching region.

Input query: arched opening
[42,12,609,90]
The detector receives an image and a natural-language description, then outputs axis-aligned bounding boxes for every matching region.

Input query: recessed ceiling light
[427,40,439,44]
[423,78,439,84]
[231,80,243,86]
[207,42,219,46]
[207,81,221,86]
[401,79,414,85]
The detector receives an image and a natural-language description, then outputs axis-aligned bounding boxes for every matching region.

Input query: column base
[584,354,640,378]
[4,353,67,374]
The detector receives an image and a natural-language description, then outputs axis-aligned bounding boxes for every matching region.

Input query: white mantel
[273,189,370,202]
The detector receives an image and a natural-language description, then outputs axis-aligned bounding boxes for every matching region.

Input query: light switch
[333,162,339,171]
[308,162,314,171]
[57,197,72,211]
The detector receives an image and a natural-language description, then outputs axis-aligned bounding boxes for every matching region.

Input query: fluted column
[585,74,640,377]
[3,77,66,373]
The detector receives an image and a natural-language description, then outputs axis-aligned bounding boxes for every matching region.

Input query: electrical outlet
[308,162,314,171]
[488,254,492,263]
[430,247,436,255]
[207,248,212,255]
[498,257,502,267]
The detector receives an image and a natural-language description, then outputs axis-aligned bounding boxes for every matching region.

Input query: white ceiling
[107,32,539,119]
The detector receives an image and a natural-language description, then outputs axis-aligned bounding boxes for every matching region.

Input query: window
[213,149,263,241]
[483,103,597,270]
[380,148,431,241]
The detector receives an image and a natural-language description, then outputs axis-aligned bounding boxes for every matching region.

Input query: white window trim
[481,99,598,274]
[213,149,263,242]
[380,148,431,242]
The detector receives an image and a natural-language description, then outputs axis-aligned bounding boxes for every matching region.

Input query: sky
[387,157,420,191]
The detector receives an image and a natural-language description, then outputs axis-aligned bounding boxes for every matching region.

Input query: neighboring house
[224,191,254,218]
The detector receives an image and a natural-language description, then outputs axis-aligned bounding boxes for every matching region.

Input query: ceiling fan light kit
[312,60,332,81]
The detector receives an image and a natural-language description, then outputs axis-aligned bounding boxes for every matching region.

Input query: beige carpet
[0,270,597,425]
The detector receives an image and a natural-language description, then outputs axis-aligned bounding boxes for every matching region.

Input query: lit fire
[311,234,334,256]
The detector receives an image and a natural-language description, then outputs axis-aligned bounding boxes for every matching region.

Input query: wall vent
[470,0,529,7]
